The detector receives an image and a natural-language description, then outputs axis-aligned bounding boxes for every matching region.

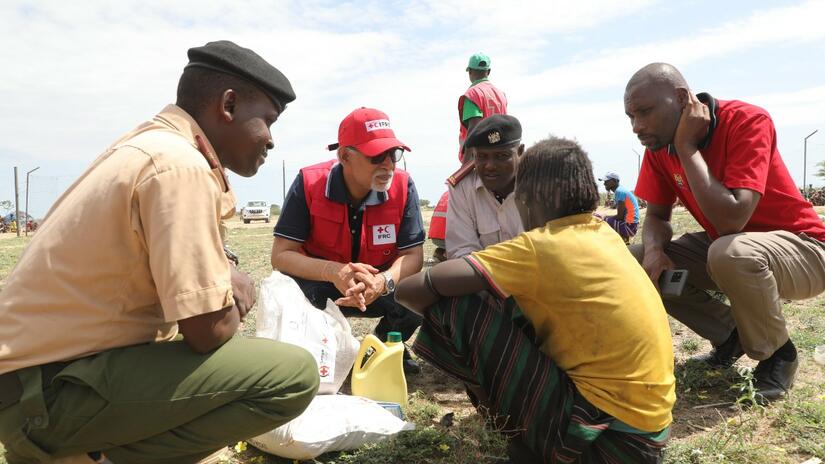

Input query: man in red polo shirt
[624,63,825,403]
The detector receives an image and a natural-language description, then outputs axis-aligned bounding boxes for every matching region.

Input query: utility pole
[25,166,40,236]
[804,130,818,200]
[13,167,21,237]
[632,148,641,177]
[282,160,286,204]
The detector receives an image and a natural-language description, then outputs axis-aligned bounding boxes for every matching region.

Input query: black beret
[186,40,296,112]
[463,114,522,150]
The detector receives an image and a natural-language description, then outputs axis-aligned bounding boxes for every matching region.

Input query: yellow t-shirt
[467,213,675,432]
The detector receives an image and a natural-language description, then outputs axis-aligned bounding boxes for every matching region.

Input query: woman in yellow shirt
[396,135,675,463]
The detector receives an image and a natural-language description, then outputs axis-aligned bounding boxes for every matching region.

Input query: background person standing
[429,53,509,261]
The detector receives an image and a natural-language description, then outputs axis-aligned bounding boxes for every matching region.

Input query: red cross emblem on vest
[319,365,329,377]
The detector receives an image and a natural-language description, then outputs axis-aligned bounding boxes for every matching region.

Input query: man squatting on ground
[397,135,676,463]
[445,115,524,259]
[625,63,825,402]
[0,41,319,463]
[271,107,425,374]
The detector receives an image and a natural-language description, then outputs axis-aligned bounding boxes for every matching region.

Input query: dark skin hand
[395,258,488,316]
[671,89,761,235]
[178,263,257,354]
[639,202,676,292]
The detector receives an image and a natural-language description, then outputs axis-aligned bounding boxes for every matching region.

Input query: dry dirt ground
[0,208,823,463]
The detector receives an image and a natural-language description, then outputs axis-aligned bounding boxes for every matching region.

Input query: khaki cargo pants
[0,337,319,463]
[630,230,825,360]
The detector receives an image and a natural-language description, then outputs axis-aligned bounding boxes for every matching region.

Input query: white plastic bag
[248,395,415,459]
[256,271,360,394]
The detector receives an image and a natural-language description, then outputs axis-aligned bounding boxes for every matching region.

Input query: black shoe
[690,329,744,369]
[753,354,798,404]
[403,347,421,375]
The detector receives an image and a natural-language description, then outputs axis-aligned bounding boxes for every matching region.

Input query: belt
[0,362,71,412]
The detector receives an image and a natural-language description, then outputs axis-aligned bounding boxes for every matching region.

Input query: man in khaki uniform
[0,41,319,463]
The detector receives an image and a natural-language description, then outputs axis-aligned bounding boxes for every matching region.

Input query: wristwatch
[381,271,396,296]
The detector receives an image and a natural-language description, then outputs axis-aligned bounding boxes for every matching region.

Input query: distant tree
[419,199,431,208]
[816,160,825,180]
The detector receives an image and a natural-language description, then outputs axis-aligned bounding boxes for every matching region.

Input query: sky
[3,0,825,217]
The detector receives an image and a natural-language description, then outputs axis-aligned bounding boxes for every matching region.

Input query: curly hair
[516,136,599,218]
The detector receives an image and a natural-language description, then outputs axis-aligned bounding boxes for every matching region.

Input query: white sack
[248,395,414,460]
[256,271,360,394]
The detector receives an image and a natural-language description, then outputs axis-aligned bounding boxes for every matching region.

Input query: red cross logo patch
[373,224,396,245]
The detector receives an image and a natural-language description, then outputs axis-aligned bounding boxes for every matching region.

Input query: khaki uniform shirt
[445,170,523,258]
[0,105,236,375]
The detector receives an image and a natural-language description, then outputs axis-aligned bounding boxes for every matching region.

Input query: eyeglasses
[349,147,404,165]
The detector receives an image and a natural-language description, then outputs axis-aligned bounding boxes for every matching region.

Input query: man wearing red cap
[271,108,425,374]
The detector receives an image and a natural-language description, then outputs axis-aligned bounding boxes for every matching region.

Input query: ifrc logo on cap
[365,119,391,132]
[373,224,396,245]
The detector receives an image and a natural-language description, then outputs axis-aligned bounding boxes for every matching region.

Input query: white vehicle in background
[241,201,271,224]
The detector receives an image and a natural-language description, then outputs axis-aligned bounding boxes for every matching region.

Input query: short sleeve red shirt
[635,96,825,242]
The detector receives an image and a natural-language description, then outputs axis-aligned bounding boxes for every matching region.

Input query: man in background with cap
[271,107,425,375]
[0,41,319,463]
[458,52,509,155]
[599,171,640,244]
[428,53,509,261]
[446,114,524,258]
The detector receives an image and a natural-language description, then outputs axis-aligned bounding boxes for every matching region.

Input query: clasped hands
[326,262,386,311]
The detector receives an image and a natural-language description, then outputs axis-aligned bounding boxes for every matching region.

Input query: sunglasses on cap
[349,147,405,165]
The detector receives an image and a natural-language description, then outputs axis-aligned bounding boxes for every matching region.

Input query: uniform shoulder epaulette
[446,162,475,187]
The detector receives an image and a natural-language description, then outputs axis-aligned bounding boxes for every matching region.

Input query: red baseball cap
[327,107,411,156]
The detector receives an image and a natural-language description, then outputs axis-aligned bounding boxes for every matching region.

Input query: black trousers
[289,275,422,342]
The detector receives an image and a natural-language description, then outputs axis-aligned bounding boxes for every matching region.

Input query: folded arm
[395,258,489,315]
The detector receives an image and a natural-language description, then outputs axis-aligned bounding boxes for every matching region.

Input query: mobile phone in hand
[658,269,688,297]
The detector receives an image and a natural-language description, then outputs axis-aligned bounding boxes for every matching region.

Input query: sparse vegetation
[679,337,701,354]
[1,208,823,463]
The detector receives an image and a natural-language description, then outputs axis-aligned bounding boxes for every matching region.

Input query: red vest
[458,81,508,161]
[428,190,450,241]
[301,160,409,268]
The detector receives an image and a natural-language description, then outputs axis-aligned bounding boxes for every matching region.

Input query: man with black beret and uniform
[446,114,524,258]
[0,41,319,463]
[271,107,425,375]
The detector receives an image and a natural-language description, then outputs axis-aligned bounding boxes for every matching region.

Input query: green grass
[665,386,825,463]
[679,337,701,354]
[2,210,824,463]
[0,236,30,292]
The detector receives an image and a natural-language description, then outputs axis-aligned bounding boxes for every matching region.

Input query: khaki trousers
[630,231,825,360]
[0,337,319,463]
